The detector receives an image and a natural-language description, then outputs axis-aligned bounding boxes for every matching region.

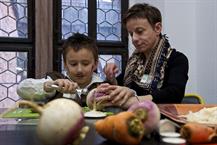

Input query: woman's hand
[95,84,135,108]
[44,79,78,94]
[109,86,135,106]
[104,63,119,83]
[122,95,153,109]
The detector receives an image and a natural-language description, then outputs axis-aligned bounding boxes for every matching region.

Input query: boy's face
[64,48,97,88]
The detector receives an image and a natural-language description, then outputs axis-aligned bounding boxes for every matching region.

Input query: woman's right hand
[104,63,119,81]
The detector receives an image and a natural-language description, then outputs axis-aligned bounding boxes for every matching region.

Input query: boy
[17,33,103,106]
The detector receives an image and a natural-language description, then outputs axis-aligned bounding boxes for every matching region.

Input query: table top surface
[0,107,175,145]
[0,117,169,145]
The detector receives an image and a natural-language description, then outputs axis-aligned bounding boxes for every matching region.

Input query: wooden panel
[35,0,53,78]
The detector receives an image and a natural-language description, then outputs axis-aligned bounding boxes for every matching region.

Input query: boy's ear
[92,61,98,71]
[64,62,68,70]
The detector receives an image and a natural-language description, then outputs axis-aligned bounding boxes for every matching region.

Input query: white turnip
[18,98,88,145]
[128,100,160,135]
[86,88,106,111]
[85,89,107,118]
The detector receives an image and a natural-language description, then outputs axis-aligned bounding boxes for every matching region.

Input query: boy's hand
[44,79,78,94]
[44,81,56,92]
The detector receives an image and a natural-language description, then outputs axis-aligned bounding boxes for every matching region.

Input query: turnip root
[86,88,106,111]
[128,100,160,135]
[17,98,88,145]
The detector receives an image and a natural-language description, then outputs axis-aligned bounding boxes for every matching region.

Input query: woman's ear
[154,22,162,34]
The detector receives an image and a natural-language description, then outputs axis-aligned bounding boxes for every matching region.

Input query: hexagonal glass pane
[97,9,105,24]
[97,0,121,41]
[79,8,88,23]
[0,98,16,108]
[0,2,7,19]
[0,0,28,38]
[63,7,78,22]
[97,21,112,38]
[61,0,88,39]
[0,51,28,108]
[106,10,119,24]
[70,20,87,34]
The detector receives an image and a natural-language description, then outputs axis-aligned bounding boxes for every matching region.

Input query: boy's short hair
[62,33,98,63]
[123,3,162,28]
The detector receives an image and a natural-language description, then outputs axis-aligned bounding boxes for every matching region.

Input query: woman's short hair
[123,3,162,28]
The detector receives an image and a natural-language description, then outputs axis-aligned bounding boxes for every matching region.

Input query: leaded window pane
[62,0,88,39]
[0,0,28,38]
[97,0,121,41]
[98,54,122,79]
[0,51,27,108]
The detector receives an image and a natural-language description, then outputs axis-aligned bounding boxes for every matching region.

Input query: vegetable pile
[95,100,161,145]
[18,98,89,145]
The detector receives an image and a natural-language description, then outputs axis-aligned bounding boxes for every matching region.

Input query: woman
[97,3,189,109]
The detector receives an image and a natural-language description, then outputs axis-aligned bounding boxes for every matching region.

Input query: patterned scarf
[124,35,173,94]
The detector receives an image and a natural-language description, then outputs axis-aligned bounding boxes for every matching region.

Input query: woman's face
[64,48,97,88]
[126,18,162,55]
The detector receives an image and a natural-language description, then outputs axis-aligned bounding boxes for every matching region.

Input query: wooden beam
[35,0,53,78]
